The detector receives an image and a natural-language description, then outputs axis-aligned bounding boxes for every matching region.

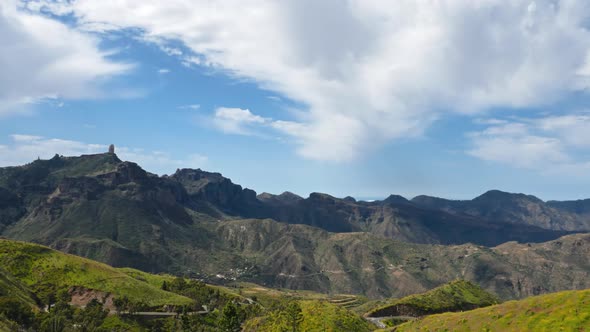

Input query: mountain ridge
[0,153,589,300]
[412,189,590,231]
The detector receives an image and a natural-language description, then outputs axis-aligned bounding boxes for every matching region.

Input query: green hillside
[243,299,375,331]
[0,266,37,308]
[0,239,192,307]
[367,280,499,317]
[394,288,590,331]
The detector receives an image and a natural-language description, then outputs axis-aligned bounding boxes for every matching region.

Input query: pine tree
[219,301,241,332]
[284,301,303,332]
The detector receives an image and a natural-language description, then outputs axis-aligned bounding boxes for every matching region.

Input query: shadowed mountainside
[1,153,578,248]
[0,153,589,300]
[412,190,590,231]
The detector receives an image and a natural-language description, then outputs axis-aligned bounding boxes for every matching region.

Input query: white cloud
[0,135,207,175]
[179,104,200,110]
[213,107,268,135]
[24,0,590,161]
[0,135,105,165]
[0,0,131,115]
[536,114,590,147]
[158,68,170,74]
[161,47,182,57]
[467,113,590,173]
[468,129,568,169]
[11,134,44,142]
[266,96,282,102]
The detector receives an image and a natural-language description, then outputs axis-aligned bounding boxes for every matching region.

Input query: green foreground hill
[393,288,590,331]
[0,238,376,331]
[367,280,499,317]
[243,299,375,331]
[0,239,192,307]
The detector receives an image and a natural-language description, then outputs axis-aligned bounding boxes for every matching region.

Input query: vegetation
[0,296,34,327]
[118,267,179,289]
[220,281,367,310]
[382,316,410,327]
[0,239,192,307]
[394,288,590,331]
[243,300,375,331]
[0,266,37,307]
[0,289,145,332]
[367,280,499,317]
[0,239,272,331]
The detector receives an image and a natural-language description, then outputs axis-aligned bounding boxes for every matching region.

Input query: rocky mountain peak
[172,168,224,182]
[383,194,410,205]
[257,191,303,206]
[473,190,544,204]
[308,192,337,201]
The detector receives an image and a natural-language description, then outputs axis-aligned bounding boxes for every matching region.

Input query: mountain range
[0,152,589,300]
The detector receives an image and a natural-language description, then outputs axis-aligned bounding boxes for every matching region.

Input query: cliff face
[412,190,590,231]
[166,167,580,244]
[170,168,265,218]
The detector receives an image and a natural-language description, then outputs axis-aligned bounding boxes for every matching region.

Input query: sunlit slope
[367,280,499,317]
[0,239,192,307]
[394,288,590,331]
[243,299,375,331]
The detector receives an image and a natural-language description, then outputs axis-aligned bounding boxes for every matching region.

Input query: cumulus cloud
[468,127,568,169]
[0,135,207,175]
[0,0,131,115]
[213,107,269,135]
[24,0,590,161]
[467,113,590,173]
[536,114,590,147]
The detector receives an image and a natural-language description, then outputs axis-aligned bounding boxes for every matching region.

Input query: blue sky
[1,0,590,200]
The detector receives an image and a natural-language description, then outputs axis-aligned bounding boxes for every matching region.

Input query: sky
[1,0,590,201]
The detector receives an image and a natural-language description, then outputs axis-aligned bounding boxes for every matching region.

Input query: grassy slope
[0,266,37,308]
[0,239,192,307]
[394,288,590,332]
[298,300,375,331]
[219,281,367,309]
[116,268,179,289]
[367,280,499,317]
[243,300,375,331]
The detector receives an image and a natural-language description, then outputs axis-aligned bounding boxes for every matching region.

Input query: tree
[284,301,303,332]
[50,289,74,320]
[0,296,34,327]
[32,283,58,307]
[170,277,188,292]
[113,296,129,315]
[39,313,67,332]
[76,299,108,331]
[56,289,71,304]
[219,301,241,332]
[127,300,147,315]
